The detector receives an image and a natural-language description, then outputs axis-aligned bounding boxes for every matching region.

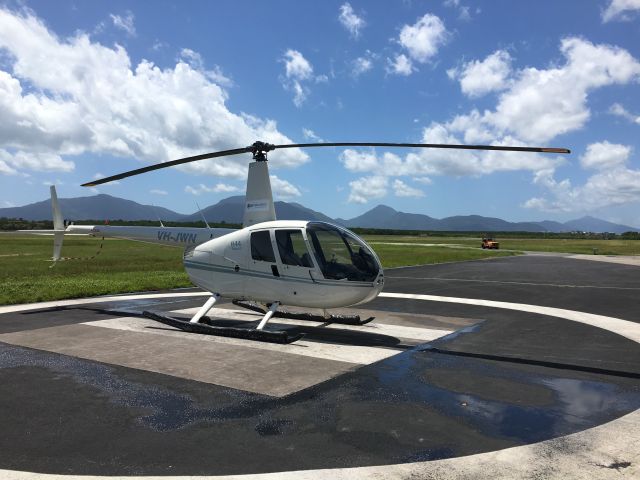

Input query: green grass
[371,243,517,268]
[0,235,191,305]
[2,232,637,305]
[363,235,640,255]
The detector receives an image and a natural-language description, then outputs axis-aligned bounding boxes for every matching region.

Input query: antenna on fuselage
[152,205,165,227]
[195,201,211,230]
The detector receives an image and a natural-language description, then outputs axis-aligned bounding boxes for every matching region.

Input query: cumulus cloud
[338,3,365,38]
[432,38,640,147]
[0,8,308,179]
[110,11,136,36]
[185,183,241,195]
[609,102,640,124]
[602,0,640,22]
[525,142,640,212]
[386,54,414,76]
[393,179,425,198]
[348,175,388,204]
[280,49,318,107]
[351,54,374,77]
[0,149,74,174]
[387,13,448,75]
[178,48,232,87]
[580,141,631,170]
[270,175,301,199]
[448,50,512,97]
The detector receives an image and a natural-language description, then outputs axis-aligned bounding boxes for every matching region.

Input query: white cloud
[393,179,425,198]
[348,175,388,204]
[179,48,232,87]
[338,3,365,39]
[448,50,512,97]
[270,175,301,200]
[602,0,640,22]
[340,149,380,172]
[609,102,640,124]
[397,13,448,64]
[281,49,316,107]
[109,11,136,36]
[185,183,241,195]
[302,128,323,142]
[431,38,640,149]
[525,142,640,212]
[150,189,168,195]
[443,0,472,21]
[351,56,373,77]
[0,149,74,173]
[415,176,433,185]
[580,141,631,170]
[283,49,313,80]
[386,54,414,76]
[486,38,640,142]
[0,9,308,179]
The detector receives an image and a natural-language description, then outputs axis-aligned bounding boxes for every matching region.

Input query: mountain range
[1,193,637,233]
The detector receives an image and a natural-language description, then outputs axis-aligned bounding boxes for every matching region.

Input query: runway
[0,255,638,478]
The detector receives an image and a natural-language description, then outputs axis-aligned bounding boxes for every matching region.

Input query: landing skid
[232,300,375,326]
[142,310,303,344]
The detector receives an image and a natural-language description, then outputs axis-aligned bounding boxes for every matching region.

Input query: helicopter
[45,141,570,343]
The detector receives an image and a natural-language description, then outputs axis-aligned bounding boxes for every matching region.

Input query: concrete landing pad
[0,307,456,396]
[0,255,639,478]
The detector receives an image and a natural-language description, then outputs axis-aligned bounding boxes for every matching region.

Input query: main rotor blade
[274,142,571,154]
[82,141,570,187]
[82,147,251,187]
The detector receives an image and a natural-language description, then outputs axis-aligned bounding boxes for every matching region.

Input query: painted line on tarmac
[0,291,210,315]
[379,292,640,343]
[1,291,640,479]
[385,275,640,290]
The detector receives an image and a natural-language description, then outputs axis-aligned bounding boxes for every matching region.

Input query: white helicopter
[50,141,569,343]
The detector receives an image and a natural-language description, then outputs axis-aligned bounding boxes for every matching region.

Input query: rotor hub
[250,141,276,162]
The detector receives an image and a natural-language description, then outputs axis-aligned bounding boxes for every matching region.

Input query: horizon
[3,189,638,229]
[0,1,639,226]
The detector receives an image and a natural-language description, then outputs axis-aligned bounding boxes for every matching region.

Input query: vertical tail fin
[243,161,276,227]
[50,186,64,262]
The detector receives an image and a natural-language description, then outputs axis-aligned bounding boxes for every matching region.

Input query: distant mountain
[438,215,545,232]
[180,196,334,224]
[562,216,638,234]
[1,194,637,233]
[0,193,185,221]
[342,204,638,233]
[342,205,440,230]
[537,220,567,232]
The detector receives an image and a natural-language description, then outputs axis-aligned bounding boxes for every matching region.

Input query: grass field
[1,233,637,305]
[362,235,640,255]
[0,233,514,305]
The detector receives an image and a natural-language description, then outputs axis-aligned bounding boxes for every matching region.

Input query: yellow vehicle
[481,237,500,249]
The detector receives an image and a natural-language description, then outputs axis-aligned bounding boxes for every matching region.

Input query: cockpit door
[273,229,318,284]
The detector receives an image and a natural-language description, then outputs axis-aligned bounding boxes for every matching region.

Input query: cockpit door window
[275,229,314,268]
[250,230,276,262]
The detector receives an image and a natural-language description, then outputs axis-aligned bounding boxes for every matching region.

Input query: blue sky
[0,0,639,226]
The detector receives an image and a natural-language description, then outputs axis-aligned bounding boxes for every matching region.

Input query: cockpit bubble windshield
[306,223,380,282]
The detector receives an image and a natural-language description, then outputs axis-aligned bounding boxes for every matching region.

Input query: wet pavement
[0,255,638,476]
